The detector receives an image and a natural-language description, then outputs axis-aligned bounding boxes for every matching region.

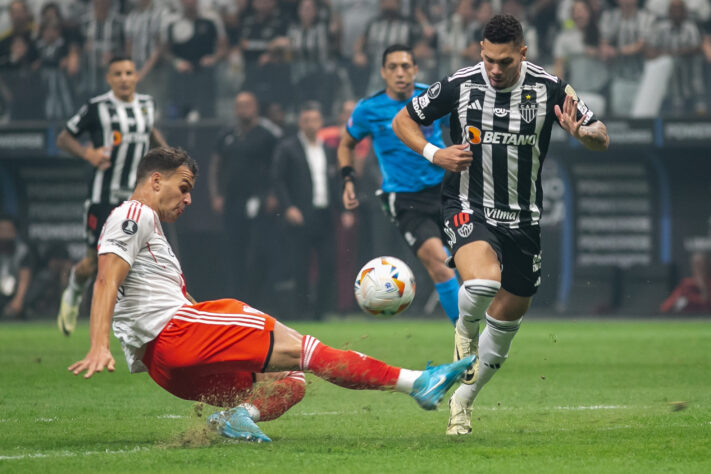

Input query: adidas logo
[469,100,482,111]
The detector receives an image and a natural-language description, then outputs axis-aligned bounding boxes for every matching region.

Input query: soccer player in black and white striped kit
[56,55,167,336]
[393,14,610,435]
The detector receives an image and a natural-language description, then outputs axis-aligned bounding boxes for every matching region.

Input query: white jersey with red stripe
[97,200,191,373]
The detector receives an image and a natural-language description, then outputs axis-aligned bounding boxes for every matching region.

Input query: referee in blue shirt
[338,44,459,325]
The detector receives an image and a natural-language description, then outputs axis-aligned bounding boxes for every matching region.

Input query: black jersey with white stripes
[65,91,156,205]
[406,61,598,229]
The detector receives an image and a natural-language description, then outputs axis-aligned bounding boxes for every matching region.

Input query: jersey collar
[108,90,138,106]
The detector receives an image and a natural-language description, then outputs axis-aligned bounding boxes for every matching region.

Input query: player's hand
[554,95,585,140]
[342,180,359,210]
[84,146,112,170]
[68,346,115,379]
[433,144,473,172]
[341,211,355,229]
[285,206,304,226]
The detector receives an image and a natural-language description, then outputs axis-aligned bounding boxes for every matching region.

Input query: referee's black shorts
[377,184,445,254]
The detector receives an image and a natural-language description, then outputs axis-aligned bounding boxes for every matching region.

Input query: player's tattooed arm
[554,94,609,151]
[578,121,610,151]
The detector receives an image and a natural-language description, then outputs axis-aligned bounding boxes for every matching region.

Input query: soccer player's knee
[459,279,501,321]
[75,257,97,279]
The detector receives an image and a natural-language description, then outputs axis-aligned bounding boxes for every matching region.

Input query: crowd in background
[2,0,711,122]
[3,0,711,321]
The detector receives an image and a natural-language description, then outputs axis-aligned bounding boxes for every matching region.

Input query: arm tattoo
[580,122,609,151]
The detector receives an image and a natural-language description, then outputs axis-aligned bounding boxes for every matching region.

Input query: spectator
[163,0,227,118]
[124,0,170,108]
[554,0,608,115]
[433,0,479,79]
[208,92,280,303]
[272,101,339,320]
[660,252,711,314]
[646,0,711,23]
[288,0,341,112]
[353,0,424,95]
[599,0,655,117]
[467,0,495,65]
[517,0,558,64]
[36,18,77,119]
[0,214,32,320]
[239,0,290,106]
[330,0,378,62]
[501,0,539,61]
[78,0,125,101]
[0,0,41,120]
[646,0,706,116]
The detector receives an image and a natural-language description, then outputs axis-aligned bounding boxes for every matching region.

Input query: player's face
[106,60,138,101]
[381,51,418,98]
[480,39,526,90]
[157,166,194,223]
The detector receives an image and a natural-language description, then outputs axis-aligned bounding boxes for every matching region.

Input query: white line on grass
[0,447,148,461]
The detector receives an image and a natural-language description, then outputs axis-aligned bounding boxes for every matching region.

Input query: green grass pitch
[1,318,710,473]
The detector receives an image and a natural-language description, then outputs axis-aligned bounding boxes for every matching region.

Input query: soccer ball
[354,256,416,317]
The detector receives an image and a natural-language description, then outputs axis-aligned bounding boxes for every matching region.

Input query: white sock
[64,267,90,305]
[395,368,422,393]
[453,313,522,405]
[455,279,501,338]
[237,403,261,422]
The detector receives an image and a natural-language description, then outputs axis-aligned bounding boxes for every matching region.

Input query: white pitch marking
[0,446,147,461]
[156,415,186,419]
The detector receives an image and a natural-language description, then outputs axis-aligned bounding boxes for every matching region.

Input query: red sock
[246,371,306,421]
[300,335,401,390]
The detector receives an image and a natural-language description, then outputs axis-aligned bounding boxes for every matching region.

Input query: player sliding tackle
[392,14,609,435]
[68,146,475,443]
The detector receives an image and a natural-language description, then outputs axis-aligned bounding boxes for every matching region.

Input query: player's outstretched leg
[454,279,501,384]
[448,313,522,435]
[57,262,93,336]
[208,406,272,443]
[209,371,306,442]
[300,335,475,410]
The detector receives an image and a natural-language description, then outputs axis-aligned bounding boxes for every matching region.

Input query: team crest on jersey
[122,219,138,235]
[520,93,537,124]
[465,125,482,145]
[427,82,441,99]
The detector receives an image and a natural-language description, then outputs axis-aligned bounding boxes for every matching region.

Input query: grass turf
[0,318,709,473]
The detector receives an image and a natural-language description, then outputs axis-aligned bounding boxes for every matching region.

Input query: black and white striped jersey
[406,61,598,229]
[65,91,156,205]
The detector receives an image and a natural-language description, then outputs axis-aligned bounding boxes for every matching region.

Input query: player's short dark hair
[381,44,416,66]
[483,14,524,46]
[108,55,134,67]
[136,147,198,184]
[300,101,322,115]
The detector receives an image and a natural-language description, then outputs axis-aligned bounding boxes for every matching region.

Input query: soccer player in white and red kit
[68,146,475,442]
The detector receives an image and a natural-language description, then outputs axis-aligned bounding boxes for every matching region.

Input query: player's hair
[381,44,416,66]
[136,147,198,184]
[108,54,134,67]
[483,14,524,46]
[300,101,322,115]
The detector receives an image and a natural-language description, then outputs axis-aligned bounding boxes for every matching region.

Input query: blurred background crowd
[2,0,711,322]
[2,0,711,122]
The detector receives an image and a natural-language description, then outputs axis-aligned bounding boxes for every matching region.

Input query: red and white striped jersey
[97,200,190,373]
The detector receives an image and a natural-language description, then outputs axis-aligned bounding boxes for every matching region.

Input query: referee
[56,55,167,336]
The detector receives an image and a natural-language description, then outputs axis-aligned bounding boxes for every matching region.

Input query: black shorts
[443,206,542,297]
[377,184,444,253]
[84,201,121,247]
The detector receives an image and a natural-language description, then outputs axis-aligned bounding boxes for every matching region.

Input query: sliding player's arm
[68,253,130,379]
